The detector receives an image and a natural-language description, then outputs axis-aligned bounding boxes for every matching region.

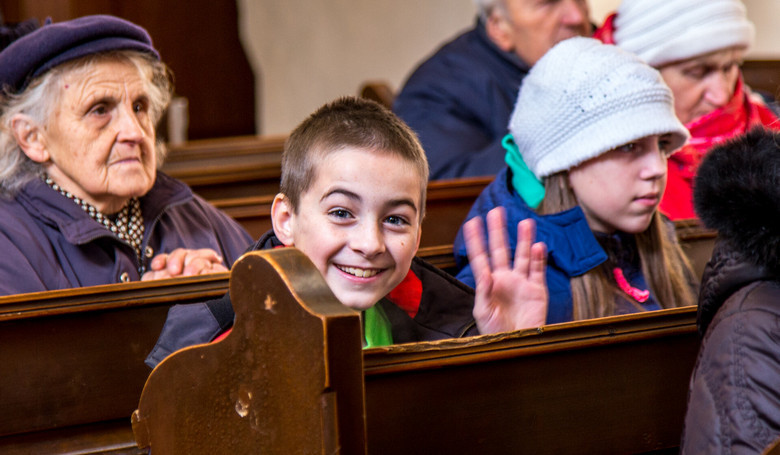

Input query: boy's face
[272,147,423,311]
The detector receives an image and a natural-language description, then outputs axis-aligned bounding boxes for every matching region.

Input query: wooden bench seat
[0,275,229,454]
[134,248,701,454]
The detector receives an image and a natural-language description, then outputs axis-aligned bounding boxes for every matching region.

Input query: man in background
[394,0,591,180]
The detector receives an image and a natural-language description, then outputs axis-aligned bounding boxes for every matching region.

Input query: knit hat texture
[613,0,754,67]
[0,15,158,93]
[510,37,689,179]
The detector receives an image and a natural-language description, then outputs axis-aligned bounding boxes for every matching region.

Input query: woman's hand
[463,207,548,334]
[141,248,228,281]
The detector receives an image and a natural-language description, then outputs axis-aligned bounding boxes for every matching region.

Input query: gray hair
[474,0,507,20]
[0,50,173,196]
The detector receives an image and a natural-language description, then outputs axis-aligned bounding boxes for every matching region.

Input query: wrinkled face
[659,47,745,124]
[272,147,423,311]
[492,0,591,65]
[568,135,673,234]
[41,59,157,213]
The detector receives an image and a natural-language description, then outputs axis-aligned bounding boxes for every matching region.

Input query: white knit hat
[613,0,754,67]
[509,37,689,179]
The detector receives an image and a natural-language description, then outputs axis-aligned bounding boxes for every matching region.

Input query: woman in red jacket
[595,0,780,220]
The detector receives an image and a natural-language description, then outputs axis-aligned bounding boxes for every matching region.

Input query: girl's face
[568,134,673,234]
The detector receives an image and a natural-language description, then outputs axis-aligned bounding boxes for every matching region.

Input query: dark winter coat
[393,18,530,180]
[0,172,253,295]
[146,230,479,368]
[680,128,780,454]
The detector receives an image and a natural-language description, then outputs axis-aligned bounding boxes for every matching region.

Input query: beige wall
[239,0,780,135]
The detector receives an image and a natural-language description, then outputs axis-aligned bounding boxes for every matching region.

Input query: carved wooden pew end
[132,249,367,454]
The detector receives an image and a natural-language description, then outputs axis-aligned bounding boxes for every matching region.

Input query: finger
[141,270,168,281]
[486,207,510,271]
[183,257,210,276]
[513,218,535,276]
[149,253,168,271]
[463,215,490,286]
[165,248,188,276]
[192,248,224,265]
[471,270,494,325]
[200,263,228,275]
[529,242,547,283]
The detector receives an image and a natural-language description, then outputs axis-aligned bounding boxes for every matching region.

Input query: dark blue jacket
[0,172,253,295]
[393,19,530,180]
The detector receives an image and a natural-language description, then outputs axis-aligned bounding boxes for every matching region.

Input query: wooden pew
[134,248,701,454]
[0,223,714,453]
[161,134,286,200]
[676,218,717,280]
[0,274,230,454]
[742,60,780,99]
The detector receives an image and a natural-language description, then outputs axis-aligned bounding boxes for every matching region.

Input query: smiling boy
[147,97,547,367]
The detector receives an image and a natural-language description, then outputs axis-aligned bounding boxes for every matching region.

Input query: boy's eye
[328,208,353,219]
[384,215,410,226]
[616,142,637,153]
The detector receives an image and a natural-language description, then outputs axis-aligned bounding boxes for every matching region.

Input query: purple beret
[0,15,159,93]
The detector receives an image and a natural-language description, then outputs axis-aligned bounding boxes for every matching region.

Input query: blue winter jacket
[393,18,530,180]
[0,172,253,295]
[453,168,609,324]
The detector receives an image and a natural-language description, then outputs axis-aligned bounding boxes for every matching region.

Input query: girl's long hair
[539,172,696,320]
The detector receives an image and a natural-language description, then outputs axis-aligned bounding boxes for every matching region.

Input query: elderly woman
[594,0,780,220]
[0,15,252,295]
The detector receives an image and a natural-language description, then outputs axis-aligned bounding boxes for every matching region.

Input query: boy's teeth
[338,266,379,278]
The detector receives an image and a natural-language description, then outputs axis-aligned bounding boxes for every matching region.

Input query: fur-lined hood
[694,128,780,334]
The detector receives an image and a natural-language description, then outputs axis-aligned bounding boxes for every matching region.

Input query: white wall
[237,0,475,135]
[238,0,780,135]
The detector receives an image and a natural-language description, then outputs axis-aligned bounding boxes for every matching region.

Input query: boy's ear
[11,114,50,163]
[271,193,295,246]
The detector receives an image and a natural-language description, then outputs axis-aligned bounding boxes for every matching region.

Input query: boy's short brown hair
[280,96,429,217]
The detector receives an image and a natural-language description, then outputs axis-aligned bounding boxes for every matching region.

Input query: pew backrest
[0,275,229,453]
[133,249,367,454]
[134,248,702,454]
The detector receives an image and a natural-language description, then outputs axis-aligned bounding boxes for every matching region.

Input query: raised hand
[463,206,548,334]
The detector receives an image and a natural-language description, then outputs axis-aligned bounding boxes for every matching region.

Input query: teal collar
[503,133,545,209]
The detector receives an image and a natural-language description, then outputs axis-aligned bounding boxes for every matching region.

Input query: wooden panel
[0,0,256,139]
[162,135,286,200]
[742,60,780,99]
[363,308,699,454]
[132,251,701,454]
[133,249,366,454]
[0,274,229,453]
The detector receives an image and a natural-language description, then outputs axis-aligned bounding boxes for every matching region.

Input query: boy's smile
[272,147,423,311]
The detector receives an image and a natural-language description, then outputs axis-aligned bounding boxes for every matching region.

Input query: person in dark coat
[681,128,780,454]
[147,96,550,368]
[393,0,591,180]
[0,15,252,295]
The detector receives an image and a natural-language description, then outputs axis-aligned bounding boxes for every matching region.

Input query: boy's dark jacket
[146,230,478,368]
[680,129,780,453]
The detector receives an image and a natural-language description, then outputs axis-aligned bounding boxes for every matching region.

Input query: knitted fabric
[0,15,158,93]
[605,0,754,68]
[509,37,688,179]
